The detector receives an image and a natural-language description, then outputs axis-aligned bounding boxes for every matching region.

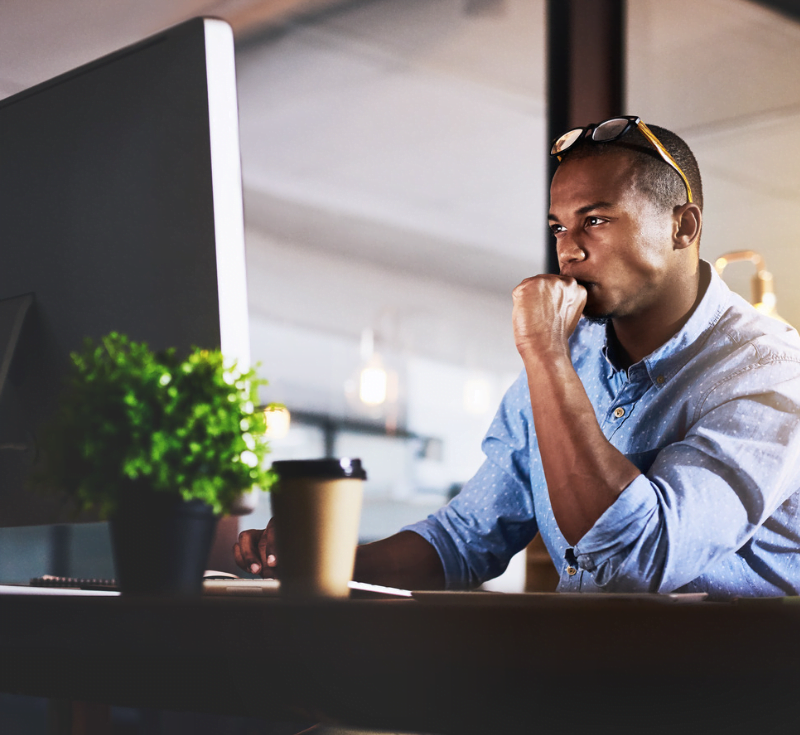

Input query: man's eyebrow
[548,201,615,221]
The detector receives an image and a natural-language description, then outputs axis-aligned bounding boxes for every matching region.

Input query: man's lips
[564,275,594,291]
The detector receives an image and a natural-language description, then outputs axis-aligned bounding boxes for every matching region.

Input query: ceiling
[0,0,343,96]
[3,0,800,319]
[236,0,546,294]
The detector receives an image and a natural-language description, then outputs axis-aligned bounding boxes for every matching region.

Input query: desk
[0,592,797,734]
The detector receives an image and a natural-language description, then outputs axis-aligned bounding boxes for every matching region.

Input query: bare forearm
[523,347,640,545]
[354,531,445,590]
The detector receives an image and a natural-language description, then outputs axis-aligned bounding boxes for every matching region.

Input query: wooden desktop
[0,590,797,734]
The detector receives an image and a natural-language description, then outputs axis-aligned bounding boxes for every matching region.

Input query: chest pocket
[624,448,662,474]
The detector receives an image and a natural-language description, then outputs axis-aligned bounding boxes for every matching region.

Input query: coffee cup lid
[271,458,367,480]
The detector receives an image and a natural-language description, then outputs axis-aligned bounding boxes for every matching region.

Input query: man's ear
[673,203,702,250]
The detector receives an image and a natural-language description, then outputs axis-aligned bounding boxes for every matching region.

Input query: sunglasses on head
[550,116,693,204]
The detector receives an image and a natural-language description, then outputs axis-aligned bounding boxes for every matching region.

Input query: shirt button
[567,566,578,576]
[656,375,665,385]
[613,407,625,418]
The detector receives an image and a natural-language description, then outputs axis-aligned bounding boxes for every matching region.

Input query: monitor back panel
[0,19,237,525]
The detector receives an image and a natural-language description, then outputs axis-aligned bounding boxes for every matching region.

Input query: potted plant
[38,332,277,595]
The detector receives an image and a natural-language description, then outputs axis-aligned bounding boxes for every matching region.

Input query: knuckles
[237,527,268,552]
[237,528,255,544]
[512,274,578,302]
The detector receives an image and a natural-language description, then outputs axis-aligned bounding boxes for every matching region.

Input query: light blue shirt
[405,262,800,598]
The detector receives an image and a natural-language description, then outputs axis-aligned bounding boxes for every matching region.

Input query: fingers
[512,273,581,297]
[262,520,278,574]
[233,528,261,574]
[512,275,587,357]
[512,273,586,314]
[233,520,279,578]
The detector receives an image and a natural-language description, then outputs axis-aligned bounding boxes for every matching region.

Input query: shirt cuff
[573,474,659,573]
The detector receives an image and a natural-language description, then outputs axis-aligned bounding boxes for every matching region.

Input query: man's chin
[581,299,613,325]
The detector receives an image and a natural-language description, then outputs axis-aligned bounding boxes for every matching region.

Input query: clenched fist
[512,275,587,359]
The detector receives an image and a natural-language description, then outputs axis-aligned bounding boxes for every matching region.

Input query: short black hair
[559,122,703,213]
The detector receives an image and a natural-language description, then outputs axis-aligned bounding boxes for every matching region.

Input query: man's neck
[611,263,709,369]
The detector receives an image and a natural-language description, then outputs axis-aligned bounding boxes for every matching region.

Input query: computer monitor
[0,17,250,526]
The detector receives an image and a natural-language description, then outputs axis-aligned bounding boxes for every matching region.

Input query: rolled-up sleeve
[575,359,800,593]
[405,458,537,588]
[403,373,538,589]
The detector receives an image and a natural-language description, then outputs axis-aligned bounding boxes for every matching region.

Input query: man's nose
[557,235,586,266]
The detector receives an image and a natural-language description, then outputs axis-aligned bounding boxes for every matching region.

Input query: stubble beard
[579,291,613,325]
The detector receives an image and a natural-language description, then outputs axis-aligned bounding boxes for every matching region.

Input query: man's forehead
[550,151,638,207]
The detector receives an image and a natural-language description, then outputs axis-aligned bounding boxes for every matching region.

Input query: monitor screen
[0,17,250,525]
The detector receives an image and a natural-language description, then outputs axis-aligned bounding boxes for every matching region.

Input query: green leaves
[39,332,277,517]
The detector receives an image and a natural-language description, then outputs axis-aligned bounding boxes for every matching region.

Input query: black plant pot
[110,483,218,596]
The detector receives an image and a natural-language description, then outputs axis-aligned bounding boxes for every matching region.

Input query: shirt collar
[601,260,729,387]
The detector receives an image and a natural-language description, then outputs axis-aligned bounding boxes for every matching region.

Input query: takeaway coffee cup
[270,458,366,598]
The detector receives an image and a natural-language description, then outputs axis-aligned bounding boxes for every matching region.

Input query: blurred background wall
[0,0,799,591]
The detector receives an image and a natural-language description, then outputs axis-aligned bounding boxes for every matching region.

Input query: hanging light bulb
[264,406,291,439]
[714,250,790,325]
[357,327,388,406]
[360,361,387,406]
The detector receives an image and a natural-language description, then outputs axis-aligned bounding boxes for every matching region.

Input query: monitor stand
[0,293,33,403]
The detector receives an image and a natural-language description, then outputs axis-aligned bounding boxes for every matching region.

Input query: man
[236,117,800,598]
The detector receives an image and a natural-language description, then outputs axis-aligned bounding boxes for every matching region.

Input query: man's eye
[550,224,566,235]
[586,216,604,227]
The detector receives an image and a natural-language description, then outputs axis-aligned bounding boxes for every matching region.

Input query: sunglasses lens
[592,118,631,142]
[551,128,584,156]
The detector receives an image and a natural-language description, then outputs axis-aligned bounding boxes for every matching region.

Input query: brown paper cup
[270,459,365,599]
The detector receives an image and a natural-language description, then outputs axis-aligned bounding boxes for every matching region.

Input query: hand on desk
[234,520,278,578]
[234,520,446,589]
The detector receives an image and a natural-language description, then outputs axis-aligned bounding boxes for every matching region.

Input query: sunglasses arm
[638,122,693,203]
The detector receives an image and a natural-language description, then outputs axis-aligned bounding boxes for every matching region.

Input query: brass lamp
[714,250,790,325]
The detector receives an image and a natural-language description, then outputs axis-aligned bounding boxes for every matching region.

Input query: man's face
[548,152,679,321]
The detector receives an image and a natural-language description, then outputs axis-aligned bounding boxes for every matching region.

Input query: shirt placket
[601,365,650,440]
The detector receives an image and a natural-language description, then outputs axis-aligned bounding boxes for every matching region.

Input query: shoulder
[709,291,800,365]
[692,292,800,410]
